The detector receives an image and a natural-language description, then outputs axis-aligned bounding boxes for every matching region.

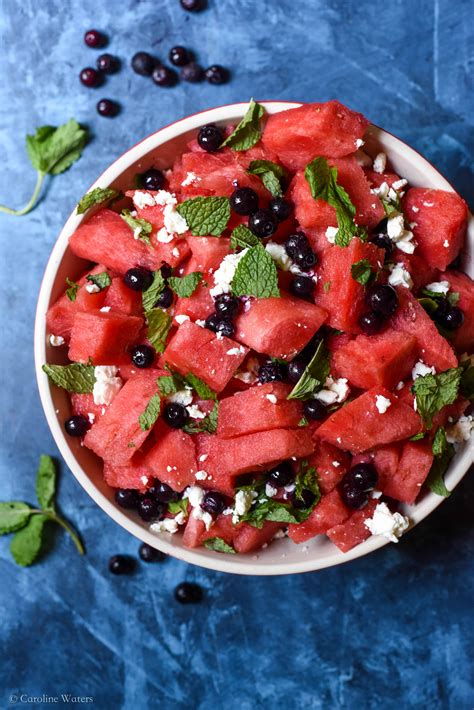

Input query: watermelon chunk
[217,383,303,438]
[182,512,236,549]
[326,498,378,552]
[402,188,467,271]
[391,253,439,292]
[333,156,385,228]
[332,330,418,390]
[235,294,327,360]
[103,277,142,316]
[287,489,350,543]
[70,393,106,423]
[373,444,401,488]
[233,521,284,553]
[262,101,369,170]
[84,370,160,466]
[441,269,474,353]
[390,288,458,371]
[309,440,351,494]
[316,388,421,453]
[314,240,385,332]
[380,440,433,504]
[182,514,206,548]
[103,454,150,491]
[290,171,337,249]
[163,321,249,392]
[143,425,197,491]
[68,311,143,365]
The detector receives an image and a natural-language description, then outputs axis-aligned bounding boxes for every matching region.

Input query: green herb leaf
[292,460,321,510]
[10,514,49,567]
[168,499,189,517]
[36,455,56,510]
[26,119,88,176]
[287,340,330,400]
[447,291,460,306]
[426,426,453,497]
[323,281,331,293]
[182,402,219,434]
[168,272,203,298]
[247,159,287,197]
[139,393,161,432]
[120,209,153,246]
[351,258,375,286]
[185,373,217,401]
[298,417,309,427]
[176,196,230,237]
[65,277,79,302]
[381,194,401,217]
[409,432,426,442]
[142,270,166,313]
[157,375,179,397]
[411,367,462,429]
[86,272,112,291]
[221,99,265,151]
[0,502,32,535]
[460,361,474,402]
[77,187,120,215]
[146,309,172,353]
[231,244,280,299]
[203,537,236,554]
[42,363,95,393]
[230,224,260,250]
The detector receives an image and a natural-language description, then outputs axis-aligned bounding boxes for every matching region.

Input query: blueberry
[214,294,239,318]
[131,344,155,368]
[181,62,204,83]
[148,480,180,503]
[215,319,235,338]
[97,99,119,117]
[340,483,368,510]
[139,543,166,562]
[84,29,106,48]
[131,51,156,76]
[115,488,139,509]
[137,496,164,522]
[249,209,278,238]
[370,233,393,255]
[197,124,223,153]
[290,275,314,299]
[267,461,294,487]
[141,168,165,191]
[79,67,101,87]
[285,232,309,259]
[152,65,177,87]
[64,415,89,437]
[169,46,191,67]
[435,304,464,331]
[201,491,227,516]
[163,403,189,429]
[303,399,327,421]
[358,311,385,335]
[366,284,398,316]
[291,489,316,509]
[258,361,287,384]
[288,359,307,383]
[174,582,203,604]
[180,0,204,10]
[155,286,174,309]
[344,463,378,492]
[160,262,173,279]
[230,187,259,216]
[204,313,220,332]
[293,247,317,271]
[269,197,292,222]
[109,555,135,575]
[96,53,119,73]
[124,267,154,292]
[205,64,229,85]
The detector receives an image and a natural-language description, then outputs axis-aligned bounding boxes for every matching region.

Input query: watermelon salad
[42,100,473,557]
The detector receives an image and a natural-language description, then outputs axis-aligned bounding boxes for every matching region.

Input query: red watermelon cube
[332,156,385,228]
[381,440,434,504]
[143,425,197,491]
[326,498,378,552]
[68,311,143,365]
[441,269,474,353]
[70,393,106,423]
[103,454,150,491]
[103,277,142,316]
[290,171,337,248]
[233,521,284,553]
[391,253,439,292]
[309,440,351,494]
[373,444,401,488]
[287,489,350,543]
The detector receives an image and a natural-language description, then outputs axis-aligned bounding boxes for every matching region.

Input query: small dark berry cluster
[115,479,179,521]
[81,30,120,117]
[339,462,378,510]
[205,293,240,339]
[358,284,399,335]
[131,45,229,88]
[284,232,318,300]
[265,461,316,509]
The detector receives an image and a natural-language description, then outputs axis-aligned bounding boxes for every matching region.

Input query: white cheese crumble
[443,239,450,248]
[199,453,208,462]
[325,226,339,244]
[186,404,206,420]
[371,489,383,499]
[411,205,419,213]
[182,485,212,530]
[172,247,180,257]
[175,314,190,324]
[446,415,473,444]
[265,483,278,498]
[314,377,349,406]
[210,249,248,297]
[411,361,436,380]
[332,460,341,468]
[168,388,193,406]
[373,152,387,174]
[364,502,410,542]
[49,334,65,347]
[195,470,208,481]
[388,263,413,289]
[150,512,186,535]
[195,319,206,328]
[157,229,174,244]
[426,280,450,294]
[226,346,246,356]
[133,191,157,209]
[375,394,392,414]
[386,212,415,254]
[100,306,111,312]
[140,475,149,486]
[391,178,408,191]
[232,489,257,524]
[87,412,95,425]
[265,241,292,271]
[355,138,365,149]
[396,381,405,390]
[265,394,278,404]
[85,283,100,294]
[181,171,201,187]
[93,366,123,406]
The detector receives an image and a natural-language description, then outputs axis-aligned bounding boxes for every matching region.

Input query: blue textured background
[1,1,473,708]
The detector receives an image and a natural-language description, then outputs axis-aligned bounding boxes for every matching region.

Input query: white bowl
[34,101,474,575]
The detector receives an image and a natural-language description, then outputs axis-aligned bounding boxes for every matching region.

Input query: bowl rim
[34,100,474,576]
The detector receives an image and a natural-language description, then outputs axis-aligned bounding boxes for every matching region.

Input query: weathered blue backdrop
[1,0,473,708]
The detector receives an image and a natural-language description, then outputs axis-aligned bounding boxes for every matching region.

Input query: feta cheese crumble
[132,191,157,209]
[314,377,349,406]
[443,239,450,248]
[375,394,392,414]
[325,226,339,244]
[388,263,413,289]
[49,334,65,347]
[85,283,100,294]
[186,404,206,420]
[210,249,248,297]
[265,483,278,498]
[100,306,111,312]
[195,470,208,481]
[183,485,213,530]
[150,512,186,535]
[93,366,123,406]
[265,241,293,271]
[426,280,450,294]
[265,394,278,404]
[181,171,201,187]
[386,212,415,254]
[364,502,410,542]
[175,314,190,325]
[446,415,473,444]
[232,489,257,524]
[355,138,365,149]
[168,388,193,406]
[411,361,436,380]
[373,152,387,174]
[226,346,246,356]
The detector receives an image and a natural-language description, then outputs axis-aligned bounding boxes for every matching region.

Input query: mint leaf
[42,363,95,393]
[230,224,260,250]
[26,119,87,176]
[231,244,280,299]
[409,432,426,442]
[77,187,120,215]
[168,272,203,298]
[292,459,321,510]
[411,367,462,429]
[86,272,111,291]
[65,277,79,302]
[447,291,460,306]
[139,392,161,431]
[203,537,236,554]
[351,258,375,286]
[426,426,453,497]
[176,196,230,237]
[146,309,172,353]
[298,417,309,427]
[0,502,32,535]
[36,455,56,510]
[182,402,219,434]
[10,514,48,567]
[168,499,189,516]
[247,160,287,197]
[460,361,474,402]
[121,209,153,246]
[142,270,166,314]
[221,99,265,151]
[185,373,217,401]
[157,374,179,396]
[287,340,330,400]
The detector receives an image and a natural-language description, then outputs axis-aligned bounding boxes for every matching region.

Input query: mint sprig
[157,374,179,396]
[183,402,219,435]
[168,272,203,298]
[176,196,230,237]
[146,309,172,353]
[86,272,112,291]
[411,367,462,429]
[121,209,153,246]
[42,363,95,393]
[426,427,454,497]
[142,270,166,313]
[221,99,265,151]
[139,392,161,432]
[185,373,217,401]
[77,187,121,215]
[65,277,79,302]
[230,224,260,250]
[0,455,84,566]
[203,537,236,554]
[231,244,280,299]
[351,258,376,286]
[247,159,287,197]
[287,340,330,400]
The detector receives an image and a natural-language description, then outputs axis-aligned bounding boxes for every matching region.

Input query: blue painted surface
[0,0,473,707]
